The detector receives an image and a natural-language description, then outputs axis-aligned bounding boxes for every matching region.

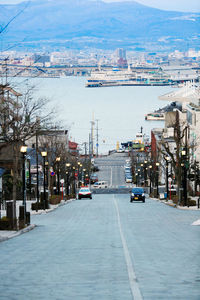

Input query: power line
[0,1,30,35]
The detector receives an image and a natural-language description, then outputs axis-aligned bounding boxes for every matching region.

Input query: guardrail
[91,187,150,194]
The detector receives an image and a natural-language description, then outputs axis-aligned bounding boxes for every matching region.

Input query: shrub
[0,217,12,230]
[31,202,48,210]
[187,199,197,206]
[171,195,179,204]
[49,195,62,205]
[65,194,76,200]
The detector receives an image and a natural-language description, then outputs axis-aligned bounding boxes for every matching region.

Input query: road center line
[114,197,143,300]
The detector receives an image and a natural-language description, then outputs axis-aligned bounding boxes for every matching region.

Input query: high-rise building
[115,48,127,67]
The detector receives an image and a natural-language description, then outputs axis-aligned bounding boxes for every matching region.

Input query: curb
[150,197,199,210]
[30,198,76,215]
[0,224,36,242]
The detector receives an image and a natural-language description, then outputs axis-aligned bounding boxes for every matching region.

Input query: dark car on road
[130,187,145,203]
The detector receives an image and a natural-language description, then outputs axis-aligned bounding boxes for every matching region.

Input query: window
[187,110,192,125]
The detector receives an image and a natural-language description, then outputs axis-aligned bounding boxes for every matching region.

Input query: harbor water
[12,76,173,154]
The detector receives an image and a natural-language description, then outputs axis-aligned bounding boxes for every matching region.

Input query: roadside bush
[31,202,48,210]
[49,195,62,205]
[0,217,12,230]
[187,199,197,206]
[171,195,179,204]
[65,194,75,200]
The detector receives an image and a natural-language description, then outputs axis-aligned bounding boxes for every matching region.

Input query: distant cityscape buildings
[0,48,199,78]
[115,48,128,67]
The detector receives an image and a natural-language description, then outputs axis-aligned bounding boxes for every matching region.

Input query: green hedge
[187,199,197,206]
[31,201,49,210]
[49,195,62,205]
[0,217,14,230]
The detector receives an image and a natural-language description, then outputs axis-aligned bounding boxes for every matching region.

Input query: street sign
[60,179,64,184]
[168,178,172,182]
[0,168,5,177]
[50,171,55,176]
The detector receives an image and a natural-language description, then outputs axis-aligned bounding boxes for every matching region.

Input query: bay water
[13,76,173,154]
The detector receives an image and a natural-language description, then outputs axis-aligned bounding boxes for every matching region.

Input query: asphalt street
[0,194,199,300]
[94,153,132,188]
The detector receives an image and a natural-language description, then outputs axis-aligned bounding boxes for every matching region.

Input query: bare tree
[158,110,191,204]
[38,132,70,196]
[0,83,53,201]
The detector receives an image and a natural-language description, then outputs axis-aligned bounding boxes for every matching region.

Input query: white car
[93,181,108,188]
[126,176,132,183]
[78,187,92,199]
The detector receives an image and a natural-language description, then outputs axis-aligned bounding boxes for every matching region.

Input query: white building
[159,82,200,162]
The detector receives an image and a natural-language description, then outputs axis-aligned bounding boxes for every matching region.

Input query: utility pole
[184,126,188,206]
[36,130,39,211]
[96,119,99,158]
[90,119,95,157]
[89,133,91,159]
[83,142,87,162]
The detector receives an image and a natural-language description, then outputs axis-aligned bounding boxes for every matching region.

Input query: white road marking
[114,197,143,300]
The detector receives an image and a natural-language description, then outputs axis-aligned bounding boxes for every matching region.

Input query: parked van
[93,181,108,188]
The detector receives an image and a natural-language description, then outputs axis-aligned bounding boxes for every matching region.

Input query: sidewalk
[0,224,36,242]
[151,197,200,226]
[0,198,76,242]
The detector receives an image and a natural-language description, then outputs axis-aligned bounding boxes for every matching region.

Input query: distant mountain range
[0,0,199,51]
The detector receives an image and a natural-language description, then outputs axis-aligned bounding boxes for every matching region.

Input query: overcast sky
[0,0,199,12]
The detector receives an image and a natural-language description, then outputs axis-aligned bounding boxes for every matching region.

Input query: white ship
[85,67,172,87]
[86,66,136,87]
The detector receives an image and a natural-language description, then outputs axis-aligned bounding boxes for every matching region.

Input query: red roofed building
[68,141,78,156]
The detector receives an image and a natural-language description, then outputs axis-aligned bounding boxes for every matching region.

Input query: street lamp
[149,165,152,194]
[56,157,61,195]
[66,163,71,195]
[135,172,138,186]
[156,162,160,197]
[181,150,188,206]
[144,160,148,187]
[41,151,47,210]
[72,166,76,194]
[77,162,81,186]
[83,168,86,185]
[165,156,170,199]
[20,145,27,219]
